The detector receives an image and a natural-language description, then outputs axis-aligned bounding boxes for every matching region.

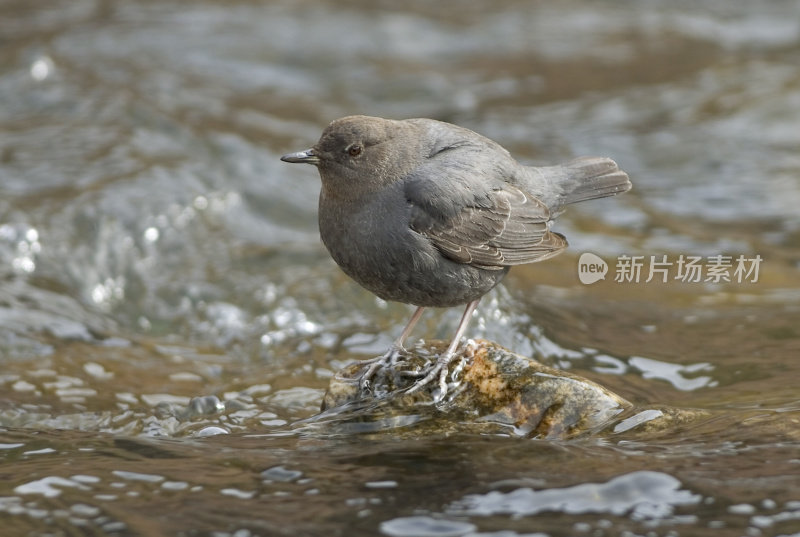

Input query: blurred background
[1,1,799,536]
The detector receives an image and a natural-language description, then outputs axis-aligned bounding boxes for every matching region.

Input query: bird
[281,115,631,400]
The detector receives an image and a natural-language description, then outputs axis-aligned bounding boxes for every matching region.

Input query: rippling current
[1,1,800,536]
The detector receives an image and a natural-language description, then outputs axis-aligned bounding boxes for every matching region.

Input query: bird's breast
[317,191,507,307]
[319,192,420,283]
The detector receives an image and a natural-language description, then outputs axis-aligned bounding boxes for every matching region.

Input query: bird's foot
[404,351,457,401]
[359,346,403,392]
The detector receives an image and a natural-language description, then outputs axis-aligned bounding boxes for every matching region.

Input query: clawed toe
[358,346,403,391]
[404,353,456,399]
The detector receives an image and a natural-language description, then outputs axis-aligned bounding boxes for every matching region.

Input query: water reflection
[380,516,476,537]
[0,223,40,274]
[15,476,90,498]
[451,471,701,520]
[629,356,717,391]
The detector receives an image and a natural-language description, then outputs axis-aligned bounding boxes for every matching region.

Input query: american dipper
[282,115,631,398]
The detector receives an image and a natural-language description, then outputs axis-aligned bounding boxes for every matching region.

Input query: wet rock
[320,339,633,439]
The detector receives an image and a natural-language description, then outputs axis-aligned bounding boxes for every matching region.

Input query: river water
[1,1,799,536]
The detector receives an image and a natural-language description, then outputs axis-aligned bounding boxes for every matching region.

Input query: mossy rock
[317,339,708,439]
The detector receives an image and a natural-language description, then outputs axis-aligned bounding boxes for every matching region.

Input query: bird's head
[281,115,419,198]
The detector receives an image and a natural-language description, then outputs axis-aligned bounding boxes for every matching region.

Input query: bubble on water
[12,255,35,273]
[138,316,152,331]
[90,285,106,304]
[193,195,209,210]
[30,56,54,81]
[143,227,160,242]
[187,395,225,415]
[0,224,16,240]
[1,224,42,273]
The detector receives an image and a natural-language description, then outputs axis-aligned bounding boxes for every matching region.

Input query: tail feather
[558,156,632,206]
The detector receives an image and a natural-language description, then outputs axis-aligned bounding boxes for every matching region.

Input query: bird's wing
[404,142,567,270]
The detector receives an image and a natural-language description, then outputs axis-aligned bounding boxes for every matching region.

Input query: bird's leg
[359,306,425,390]
[405,299,480,399]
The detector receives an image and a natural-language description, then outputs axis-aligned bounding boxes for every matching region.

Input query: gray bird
[281,115,631,399]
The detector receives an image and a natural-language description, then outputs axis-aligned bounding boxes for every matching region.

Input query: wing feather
[408,181,567,269]
[403,125,568,269]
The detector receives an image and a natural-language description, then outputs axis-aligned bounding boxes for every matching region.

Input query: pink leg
[394,306,426,349]
[405,299,480,398]
[359,306,426,390]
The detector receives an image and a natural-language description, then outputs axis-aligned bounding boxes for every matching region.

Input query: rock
[319,339,635,439]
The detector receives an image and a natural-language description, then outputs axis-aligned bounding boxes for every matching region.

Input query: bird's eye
[347,144,363,158]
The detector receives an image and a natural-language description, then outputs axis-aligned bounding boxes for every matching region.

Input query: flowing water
[1,0,800,535]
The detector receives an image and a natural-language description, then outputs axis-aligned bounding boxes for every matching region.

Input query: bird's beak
[280,148,320,165]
